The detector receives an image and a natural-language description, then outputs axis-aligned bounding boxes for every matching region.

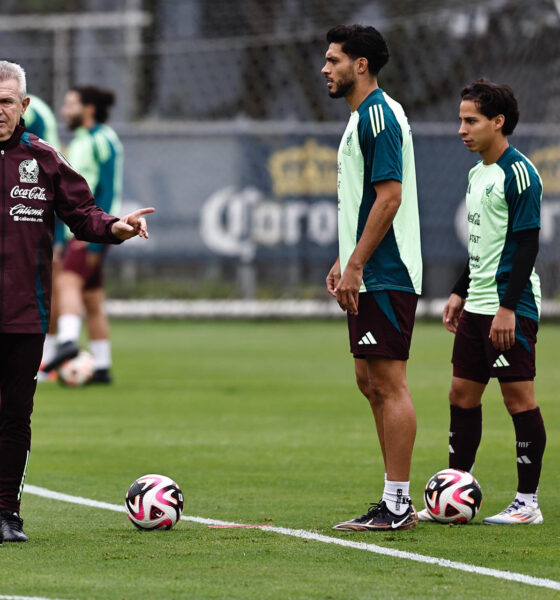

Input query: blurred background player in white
[24,94,66,381]
[42,86,123,383]
[418,80,546,525]
[323,25,422,532]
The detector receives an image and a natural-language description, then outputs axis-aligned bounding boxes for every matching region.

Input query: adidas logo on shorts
[493,354,510,368]
[358,331,377,345]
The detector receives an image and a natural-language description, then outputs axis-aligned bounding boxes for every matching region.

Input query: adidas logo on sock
[358,331,377,345]
[517,455,532,464]
[493,354,510,368]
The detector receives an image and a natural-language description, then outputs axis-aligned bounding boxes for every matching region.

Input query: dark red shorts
[63,238,106,291]
[347,290,418,361]
[452,310,538,383]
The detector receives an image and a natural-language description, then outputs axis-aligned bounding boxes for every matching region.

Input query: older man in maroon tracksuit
[0,60,154,543]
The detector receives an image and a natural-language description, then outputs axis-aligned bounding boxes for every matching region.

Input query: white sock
[41,334,58,365]
[57,314,82,344]
[382,480,410,515]
[516,491,538,508]
[89,339,112,370]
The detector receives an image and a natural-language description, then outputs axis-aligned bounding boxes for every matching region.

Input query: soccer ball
[424,468,482,524]
[125,474,184,530]
[58,350,95,387]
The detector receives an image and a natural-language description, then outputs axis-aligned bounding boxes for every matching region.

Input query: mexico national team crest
[343,131,353,156]
[19,158,39,183]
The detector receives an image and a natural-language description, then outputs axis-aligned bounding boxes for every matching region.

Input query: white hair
[0,61,27,100]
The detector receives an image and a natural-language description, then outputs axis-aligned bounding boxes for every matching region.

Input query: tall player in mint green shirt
[322,25,422,532]
[418,80,546,526]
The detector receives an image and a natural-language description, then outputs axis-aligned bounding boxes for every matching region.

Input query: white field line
[24,484,560,592]
[0,596,72,600]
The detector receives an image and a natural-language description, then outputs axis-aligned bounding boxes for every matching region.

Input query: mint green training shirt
[66,124,123,252]
[337,88,422,295]
[463,145,542,321]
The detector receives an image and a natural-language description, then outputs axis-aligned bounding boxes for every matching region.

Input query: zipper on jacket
[0,149,4,329]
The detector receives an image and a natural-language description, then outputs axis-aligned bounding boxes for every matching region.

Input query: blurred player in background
[322,25,422,531]
[42,86,123,383]
[418,79,546,525]
[24,94,66,380]
[24,94,60,149]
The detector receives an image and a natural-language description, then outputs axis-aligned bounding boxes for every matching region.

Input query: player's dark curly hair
[72,85,116,123]
[461,79,519,136]
[326,25,389,76]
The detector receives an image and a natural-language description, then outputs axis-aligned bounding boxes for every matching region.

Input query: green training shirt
[464,145,542,321]
[337,88,422,295]
[66,124,124,252]
[25,94,60,150]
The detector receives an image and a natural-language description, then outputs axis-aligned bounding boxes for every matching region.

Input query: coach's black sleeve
[451,260,470,299]
[500,228,540,311]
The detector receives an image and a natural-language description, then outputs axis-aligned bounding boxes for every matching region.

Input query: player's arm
[336,180,401,315]
[489,228,539,351]
[489,161,541,352]
[443,260,469,333]
[326,256,341,297]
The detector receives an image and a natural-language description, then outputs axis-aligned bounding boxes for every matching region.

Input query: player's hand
[489,306,516,351]
[111,207,155,241]
[442,293,465,333]
[335,261,362,316]
[326,257,341,297]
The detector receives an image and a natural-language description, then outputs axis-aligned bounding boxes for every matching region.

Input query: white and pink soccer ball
[125,474,184,530]
[424,468,482,524]
[58,350,95,387]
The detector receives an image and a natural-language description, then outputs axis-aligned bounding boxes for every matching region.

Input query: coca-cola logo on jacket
[10,185,47,201]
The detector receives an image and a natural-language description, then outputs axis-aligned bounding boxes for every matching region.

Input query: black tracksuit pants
[0,333,44,512]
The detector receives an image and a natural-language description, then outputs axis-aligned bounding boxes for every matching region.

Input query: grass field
[1,320,559,599]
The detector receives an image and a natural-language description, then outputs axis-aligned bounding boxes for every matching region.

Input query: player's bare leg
[449,377,486,410]
[354,358,386,468]
[84,288,113,383]
[57,271,85,316]
[84,288,110,341]
[334,357,417,531]
[500,380,536,415]
[41,271,84,373]
[366,357,415,482]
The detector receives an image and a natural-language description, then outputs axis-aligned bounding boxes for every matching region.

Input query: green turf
[1,320,559,599]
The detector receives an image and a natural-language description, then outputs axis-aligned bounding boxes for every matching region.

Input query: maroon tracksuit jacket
[0,121,122,513]
[0,121,121,334]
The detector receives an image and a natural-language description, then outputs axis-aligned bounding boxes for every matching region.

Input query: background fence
[1,0,559,303]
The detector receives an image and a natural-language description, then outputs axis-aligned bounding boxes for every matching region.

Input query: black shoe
[0,510,29,542]
[42,341,79,373]
[89,368,113,384]
[333,500,417,531]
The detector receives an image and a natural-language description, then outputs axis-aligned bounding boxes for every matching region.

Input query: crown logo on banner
[268,139,338,197]
[530,143,560,194]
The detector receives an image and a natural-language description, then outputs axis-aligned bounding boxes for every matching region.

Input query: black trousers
[0,333,44,511]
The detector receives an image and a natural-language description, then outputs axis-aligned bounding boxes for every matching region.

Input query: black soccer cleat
[89,368,113,384]
[41,340,79,373]
[333,500,417,531]
[0,510,29,542]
